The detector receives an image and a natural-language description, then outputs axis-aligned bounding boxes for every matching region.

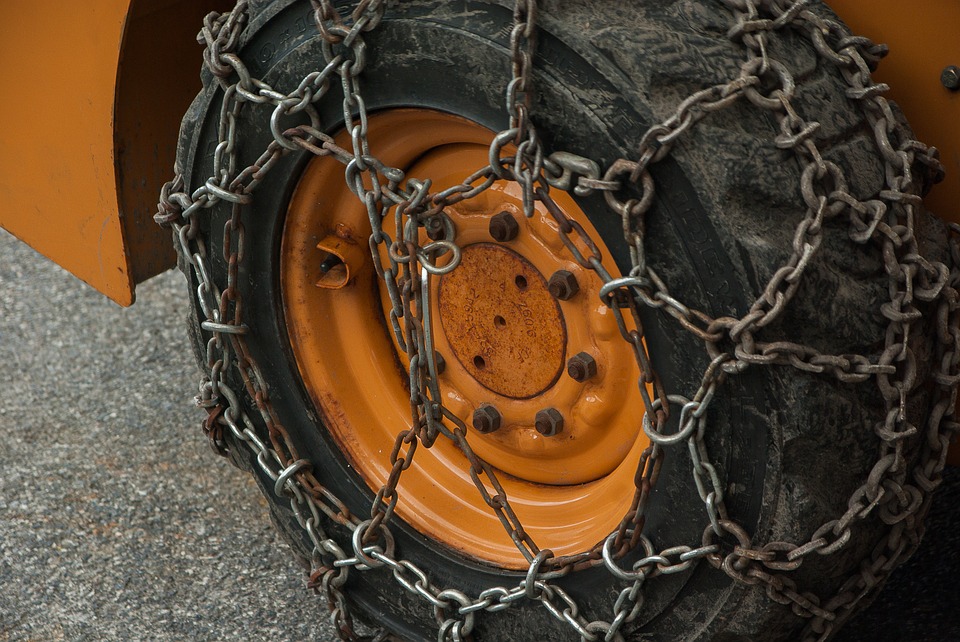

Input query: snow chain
[155,0,960,640]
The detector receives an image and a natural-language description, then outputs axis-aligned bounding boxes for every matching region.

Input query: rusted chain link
[156,0,960,640]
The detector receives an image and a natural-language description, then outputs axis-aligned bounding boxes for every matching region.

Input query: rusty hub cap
[281,109,650,567]
[439,243,566,399]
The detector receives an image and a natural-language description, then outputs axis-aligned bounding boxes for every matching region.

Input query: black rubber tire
[175,1,947,640]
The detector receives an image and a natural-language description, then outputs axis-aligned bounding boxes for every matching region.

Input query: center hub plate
[438,243,566,399]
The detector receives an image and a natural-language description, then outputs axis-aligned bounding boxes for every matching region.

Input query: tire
[172,1,950,640]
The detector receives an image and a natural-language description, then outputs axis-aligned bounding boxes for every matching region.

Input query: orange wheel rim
[281,109,650,568]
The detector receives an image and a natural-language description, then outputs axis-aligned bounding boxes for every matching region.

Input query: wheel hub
[438,243,566,399]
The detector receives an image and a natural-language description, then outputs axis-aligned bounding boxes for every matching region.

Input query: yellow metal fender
[0,0,227,305]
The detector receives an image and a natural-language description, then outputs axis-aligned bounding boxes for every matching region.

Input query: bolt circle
[548,270,579,300]
[488,211,520,242]
[942,65,960,91]
[567,352,598,382]
[535,408,564,437]
[473,405,502,434]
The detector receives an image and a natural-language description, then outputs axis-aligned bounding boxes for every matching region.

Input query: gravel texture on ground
[0,231,336,641]
[1,227,959,641]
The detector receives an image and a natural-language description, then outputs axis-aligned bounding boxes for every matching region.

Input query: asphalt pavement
[1,227,959,641]
[0,231,337,641]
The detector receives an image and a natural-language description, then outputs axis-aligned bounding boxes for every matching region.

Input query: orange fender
[0,0,228,305]
[829,0,960,221]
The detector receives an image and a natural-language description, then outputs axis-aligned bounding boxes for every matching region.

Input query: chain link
[156,0,960,640]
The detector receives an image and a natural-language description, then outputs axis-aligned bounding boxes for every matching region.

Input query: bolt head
[942,66,960,91]
[472,405,502,434]
[433,352,446,375]
[535,408,564,437]
[548,270,579,300]
[489,211,520,242]
[318,253,343,274]
[567,352,598,382]
[425,216,446,241]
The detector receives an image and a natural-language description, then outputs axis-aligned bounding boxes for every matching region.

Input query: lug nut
[548,270,579,300]
[473,405,502,434]
[535,408,564,437]
[942,65,960,91]
[425,216,447,241]
[567,352,598,382]
[489,211,519,242]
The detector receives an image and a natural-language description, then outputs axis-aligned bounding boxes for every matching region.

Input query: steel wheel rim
[281,109,650,567]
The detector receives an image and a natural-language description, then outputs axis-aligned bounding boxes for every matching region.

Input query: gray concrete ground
[1,227,958,641]
[0,231,336,641]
